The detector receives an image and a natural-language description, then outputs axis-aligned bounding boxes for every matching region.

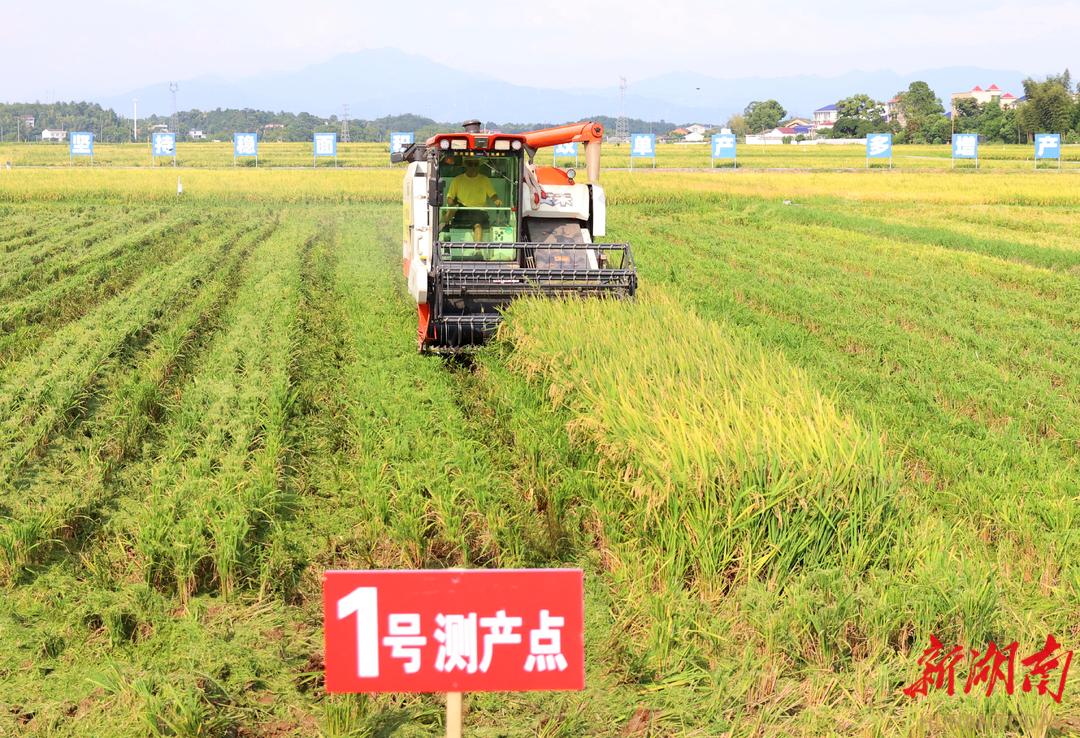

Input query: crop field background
[0,164,1078,737]
[2,141,1079,171]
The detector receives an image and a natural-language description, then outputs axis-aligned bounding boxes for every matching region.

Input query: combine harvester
[393,120,637,352]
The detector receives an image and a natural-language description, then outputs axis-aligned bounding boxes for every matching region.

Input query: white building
[41,129,66,141]
[813,104,839,128]
[951,84,1021,110]
[188,129,206,139]
[745,126,800,145]
[683,132,705,143]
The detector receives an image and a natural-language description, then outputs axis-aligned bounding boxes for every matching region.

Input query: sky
[2,0,1077,102]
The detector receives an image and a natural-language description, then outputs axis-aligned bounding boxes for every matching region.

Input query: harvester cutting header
[393,120,637,352]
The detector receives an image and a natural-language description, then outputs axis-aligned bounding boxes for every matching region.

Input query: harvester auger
[393,120,637,352]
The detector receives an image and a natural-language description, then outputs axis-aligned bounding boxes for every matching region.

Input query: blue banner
[70,131,93,157]
[711,133,736,159]
[314,132,337,157]
[390,131,414,154]
[952,133,978,160]
[152,132,176,157]
[234,132,258,158]
[1034,133,1061,160]
[866,133,892,159]
[553,142,578,157]
[630,133,655,158]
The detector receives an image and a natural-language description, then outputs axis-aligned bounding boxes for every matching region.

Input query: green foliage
[894,81,950,143]
[724,113,749,138]
[836,93,885,121]
[0,101,129,143]
[744,99,787,133]
[1017,70,1079,136]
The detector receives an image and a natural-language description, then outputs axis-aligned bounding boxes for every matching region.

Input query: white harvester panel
[404,161,431,304]
[529,183,591,221]
[590,184,606,237]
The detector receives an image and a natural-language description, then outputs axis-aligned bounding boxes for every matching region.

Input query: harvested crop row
[116,214,309,603]
[0,218,271,583]
[0,214,211,369]
[0,205,178,300]
[0,204,164,299]
[0,213,249,484]
[497,292,901,589]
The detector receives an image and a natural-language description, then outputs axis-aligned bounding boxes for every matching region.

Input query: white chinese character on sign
[524,610,567,672]
[478,610,522,672]
[434,613,478,673]
[316,135,334,155]
[236,135,256,155]
[1037,136,1058,157]
[632,135,653,156]
[868,135,890,156]
[955,135,976,157]
[382,613,427,673]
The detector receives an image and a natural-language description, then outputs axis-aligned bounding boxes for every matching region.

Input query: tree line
[729,71,1080,144]
[0,103,675,144]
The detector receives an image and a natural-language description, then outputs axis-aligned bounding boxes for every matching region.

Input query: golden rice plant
[498,291,902,592]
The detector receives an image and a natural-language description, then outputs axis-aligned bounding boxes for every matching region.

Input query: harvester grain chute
[393,120,637,352]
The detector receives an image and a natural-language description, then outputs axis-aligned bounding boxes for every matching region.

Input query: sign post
[711,133,737,169]
[951,133,978,169]
[152,132,177,166]
[70,131,93,164]
[553,142,579,168]
[630,133,656,170]
[233,132,258,167]
[866,132,893,169]
[390,131,415,164]
[314,132,338,167]
[324,569,585,735]
[1034,133,1061,170]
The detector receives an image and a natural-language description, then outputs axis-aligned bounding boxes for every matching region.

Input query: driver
[446,157,503,241]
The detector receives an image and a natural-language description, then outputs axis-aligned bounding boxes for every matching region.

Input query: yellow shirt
[447,173,497,207]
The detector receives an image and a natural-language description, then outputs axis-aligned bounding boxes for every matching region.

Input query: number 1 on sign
[338,587,379,677]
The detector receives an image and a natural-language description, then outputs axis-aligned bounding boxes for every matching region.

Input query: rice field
[0,163,1077,737]
[2,140,1079,171]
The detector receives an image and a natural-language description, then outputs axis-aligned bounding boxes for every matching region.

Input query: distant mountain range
[100,48,1031,124]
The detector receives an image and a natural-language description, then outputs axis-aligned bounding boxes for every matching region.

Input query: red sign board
[323,569,584,693]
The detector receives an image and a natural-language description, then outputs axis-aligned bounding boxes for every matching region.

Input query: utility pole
[616,77,629,143]
[169,82,179,134]
[133,98,138,141]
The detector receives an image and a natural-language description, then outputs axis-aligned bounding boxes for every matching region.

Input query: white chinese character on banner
[391,133,412,153]
[478,610,522,672]
[524,610,568,672]
[382,613,427,673]
[434,613,478,673]
[632,135,653,156]
[868,135,890,156]
[1037,136,1059,157]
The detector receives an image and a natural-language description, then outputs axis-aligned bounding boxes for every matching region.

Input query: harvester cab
[393,119,637,352]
